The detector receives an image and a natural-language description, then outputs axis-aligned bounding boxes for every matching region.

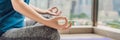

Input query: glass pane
[30,0,92,27]
[98,0,120,29]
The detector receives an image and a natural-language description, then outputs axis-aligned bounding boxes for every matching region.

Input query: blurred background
[27,0,120,40]
[30,0,120,29]
[30,0,92,27]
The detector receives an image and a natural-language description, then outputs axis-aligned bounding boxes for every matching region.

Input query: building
[99,0,119,20]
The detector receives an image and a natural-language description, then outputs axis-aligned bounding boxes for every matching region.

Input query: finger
[54,17,67,24]
[55,17,69,26]
[47,10,53,13]
[47,10,58,16]
[49,7,58,13]
[55,16,65,20]
[52,7,59,13]
[51,7,57,9]
[62,17,68,26]
[64,22,72,30]
[48,7,54,11]
[48,7,57,10]
[54,10,62,16]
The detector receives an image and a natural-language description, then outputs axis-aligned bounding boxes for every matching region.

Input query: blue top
[0,0,30,36]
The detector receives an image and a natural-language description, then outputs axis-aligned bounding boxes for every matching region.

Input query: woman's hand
[46,16,72,30]
[44,7,72,30]
[44,7,62,16]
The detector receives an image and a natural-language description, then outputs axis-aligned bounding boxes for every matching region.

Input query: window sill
[95,25,120,33]
[59,26,93,34]
[94,25,120,40]
[71,26,92,28]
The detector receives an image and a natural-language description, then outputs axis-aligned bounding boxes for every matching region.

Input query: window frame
[92,0,99,26]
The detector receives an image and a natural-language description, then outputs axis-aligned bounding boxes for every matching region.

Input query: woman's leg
[1,25,60,40]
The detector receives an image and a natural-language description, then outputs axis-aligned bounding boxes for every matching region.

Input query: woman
[0,0,71,40]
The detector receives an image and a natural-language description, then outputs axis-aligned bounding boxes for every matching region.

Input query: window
[98,0,120,29]
[30,0,92,27]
